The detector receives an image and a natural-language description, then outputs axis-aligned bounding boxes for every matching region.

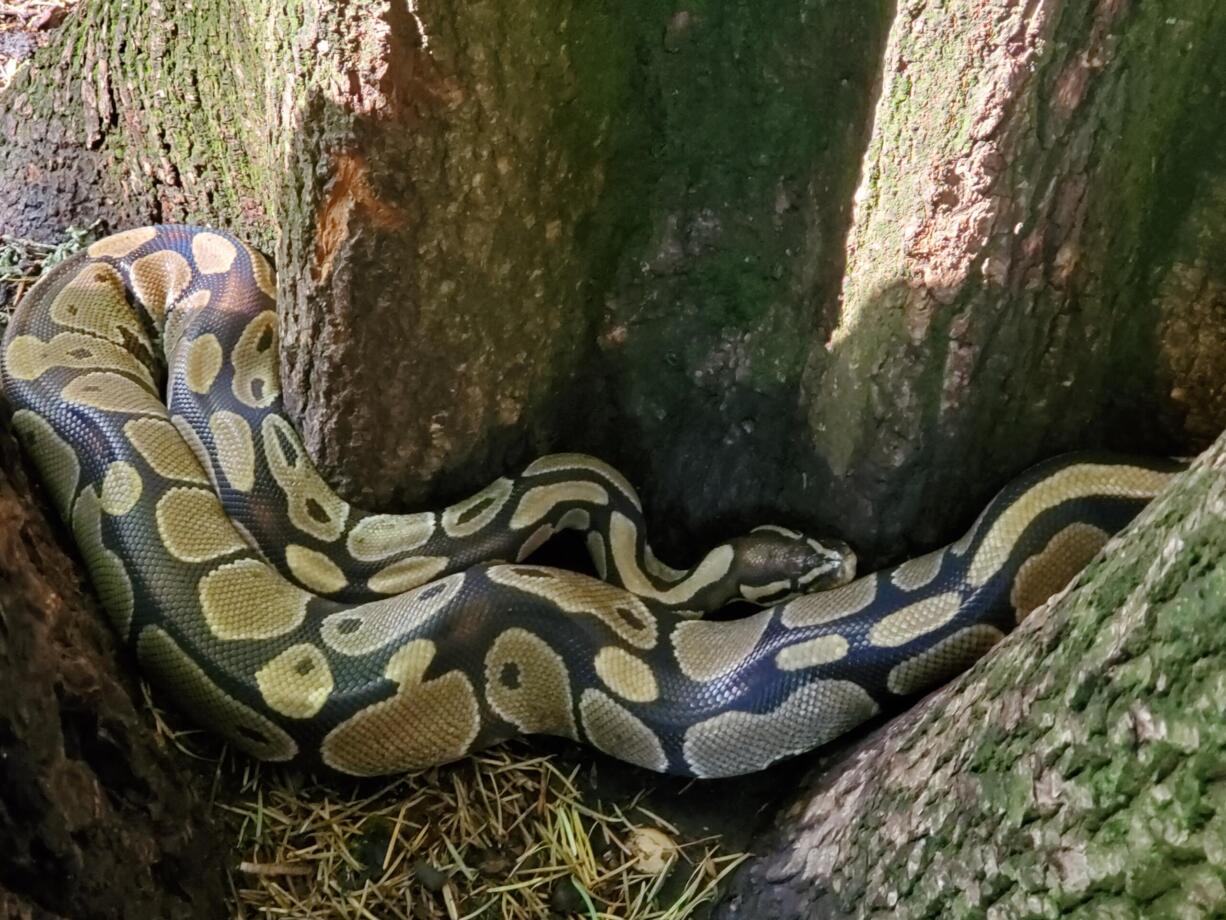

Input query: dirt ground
[0,0,73,92]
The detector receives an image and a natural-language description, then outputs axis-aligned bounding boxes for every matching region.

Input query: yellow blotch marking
[968,464,1173,586]
[262,415,350,542]
[682,680,878,778]
[610,511,733,605]
[184,334,224,394]
[321,639,481,775]
[209,410,255,492]
[191,232,238,274]
[232,311,280,408]
[516,524,556,562]
[367,556,448,594]
[137,626,297,761]
[124,418,210,484]
[285,544,347,595]
[156,488,247,562]
[485,628,577,738]
[255,644,334,719]
[199,559,311,641]
[558,507,591,531]
[63,371,163,415]
[87,227,157,259]
[244,244,278,298]
[780,576,878,629]
[672,614,769,682]
[4,332,154,385]
[442,477,513,537]
[579,689,667,772]
[868,591,963,648]
[1011,523,1110,620]
[321,574,464,656]
[487,565,658,650]
[524,453,642,506]
[3,336,46,381]
[49,262,149,345]
[71,487,134,635]
[886,624,1004,696]
[594,647,658,703]
[891,549,945,591]
[775,634,849,671]
[347,512,435,561]
[130,249,193,320]
[742,578,792,603]
[99,461,142,515]
[12,410,80,518]
[509,481,609,530]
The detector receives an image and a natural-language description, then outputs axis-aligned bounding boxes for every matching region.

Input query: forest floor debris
[0,0,76,91]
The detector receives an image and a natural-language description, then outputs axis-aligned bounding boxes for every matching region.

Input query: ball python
[0,225,1184,778]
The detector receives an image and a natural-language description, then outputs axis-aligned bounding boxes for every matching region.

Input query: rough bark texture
[800,0,1226,557]
[715,430,1226,920]
[4,0,1224,565]
[0,424,227,919]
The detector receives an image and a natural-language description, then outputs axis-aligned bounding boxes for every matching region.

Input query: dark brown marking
[418,582,449,602]
[305,498,331,524]
[499,662,521,690]
[237,726,269,745]
[457,495,495,526]
[615,605,646,632]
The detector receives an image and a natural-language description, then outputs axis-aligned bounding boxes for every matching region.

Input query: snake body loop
[0,225,1182,777]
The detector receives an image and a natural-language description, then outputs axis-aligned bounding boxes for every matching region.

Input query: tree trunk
[715,429,1226,919]
[3,0,1226,915]
[3,0,1223,560]
[0,427,226,918]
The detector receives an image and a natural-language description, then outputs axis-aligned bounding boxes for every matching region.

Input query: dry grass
[146,682,745,920]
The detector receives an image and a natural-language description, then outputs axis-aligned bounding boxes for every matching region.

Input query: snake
[0,224,1184,778]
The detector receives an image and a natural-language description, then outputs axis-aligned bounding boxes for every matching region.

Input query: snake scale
[0,225,1184,778]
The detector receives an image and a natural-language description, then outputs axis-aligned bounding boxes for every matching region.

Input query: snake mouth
[800,537,856,590]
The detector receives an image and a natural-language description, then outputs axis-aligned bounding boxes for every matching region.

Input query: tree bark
[715,430,1226,919]
[3,0,1224,561]
[0,425,227,919]
[799,0,1226,557]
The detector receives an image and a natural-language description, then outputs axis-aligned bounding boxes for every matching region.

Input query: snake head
[736,526,857,605]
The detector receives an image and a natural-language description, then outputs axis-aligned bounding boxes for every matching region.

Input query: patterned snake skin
[0,225,1184,777]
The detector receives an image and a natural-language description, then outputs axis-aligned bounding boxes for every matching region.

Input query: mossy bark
[715,431,1226,920]
[799,0,1226,559]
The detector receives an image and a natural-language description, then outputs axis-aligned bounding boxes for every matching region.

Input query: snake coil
[0,225,1181,777]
